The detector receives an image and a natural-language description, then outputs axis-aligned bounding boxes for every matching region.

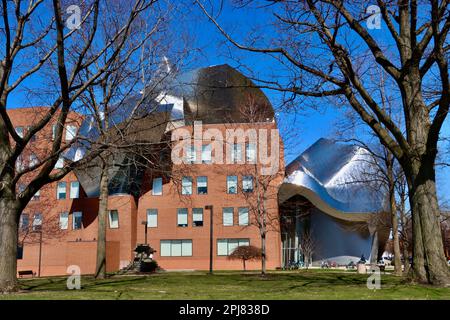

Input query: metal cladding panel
[283,138,386,215]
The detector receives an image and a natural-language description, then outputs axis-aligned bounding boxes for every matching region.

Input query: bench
[18,270,35,278]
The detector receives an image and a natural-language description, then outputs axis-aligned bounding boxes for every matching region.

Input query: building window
[28,126,36,142]
[186,145,196,163]
[181,176,192,195]
[152,178,163,196]
[217,238,250,256]
[197,176,208,194]
[160,240,192,257]
[246,143,257,163]
[16,155,24,172]
[238,207,249,226]
[109,210,119,229]
[193,208,203,227]
[202,144,212,163]
[59,212,69,230]
[18,183,25,195]
[55,157,64,169]
[20,213,29,231]
[147,209,158,228]
[57,182,66,200]
[243,175,254,193]
[223,207,234,226]
[66,125,77,141]
[177,208,188,227]
[15,126,24,138]
[226,176,238,194]
[29,154,38,168]
[72,211,82,230]
[32,189,40,201]
[70,181,80,199]
[32,213,42,231]
[231,143,242,163]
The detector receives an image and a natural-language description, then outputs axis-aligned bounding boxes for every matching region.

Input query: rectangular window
[55,157,64,169]
[16,155,24,172]
[226,176,238,194]
[186,145,196,163]
[29,154,38,168]
[147,209,158,228]
[197,176,208,194]
[217,238,250,256]
[160,240,192,257]
[32,189,40,201]
[177,208,188,227]
[181,176,192,195]
[202,144,212,163]
[52,124,57,140]
[223,207,234,226]
[66,125,77,141]
[231,143,242,163]
[246,143,257,163]
[238,207,249,226]
[243,175,254,193]
[152,178,163,195]
[72,211,82,230]
[57,182,66,200]
[193,208,203,227]
[15,126,24,138]
[109,210,119,229]
[20,214,29,231]
[70,181,80,199]
[59,212,69,230]
[32,213,42,231]
[18,184,25,194]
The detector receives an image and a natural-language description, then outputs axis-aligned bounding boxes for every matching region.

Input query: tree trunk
[409,170,450,286]
[389,187,402,276]
[95,165,109,279]
[0,197,20,293]
[261,233,266,276]
[243,259,246,271]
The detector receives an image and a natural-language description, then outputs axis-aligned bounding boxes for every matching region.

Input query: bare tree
[228,245,262,271]
[298,229,315,269]
[197,0,450,285]
[0,0,160,293]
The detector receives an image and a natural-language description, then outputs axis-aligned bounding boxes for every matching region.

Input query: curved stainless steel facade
[279,138,386,265]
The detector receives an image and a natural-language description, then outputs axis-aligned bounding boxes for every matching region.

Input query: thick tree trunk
[0,197,20,293]
[410,171,450,286]
[95,165,109,279]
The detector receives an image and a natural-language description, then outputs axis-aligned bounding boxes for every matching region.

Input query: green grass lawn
[1,269,449,300]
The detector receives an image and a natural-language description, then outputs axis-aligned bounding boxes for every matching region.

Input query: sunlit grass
[1,269,449,300]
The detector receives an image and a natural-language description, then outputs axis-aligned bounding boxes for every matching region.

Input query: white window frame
[59,212,69,230]
[181,176,193,195]
[238,207,249,226]
[160,240,192,257]
[152,178,163,196]
[15,126,24,138]
[243,175,254,193]
[223,207,234,226]
[65,125,77,141]
[186,145,196,163]
[57,182,67,200]
[231,143,243,163]
[147,209,158,228]
[217,238,250,256]
[55,157,64,169]
[32,213,42,231]
[109,210,119,229]
[29,154,38,168]
[193,208,203,227]
[72,211,82,230]
[177,208,188,227]
[70,181,80,199]
[246,143,257,163]
[227,176,238,194]
[197,176,208,194]
[201,144,212,163]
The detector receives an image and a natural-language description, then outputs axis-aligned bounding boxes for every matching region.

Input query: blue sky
[5,1,449,206]
[180,2,450,206]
